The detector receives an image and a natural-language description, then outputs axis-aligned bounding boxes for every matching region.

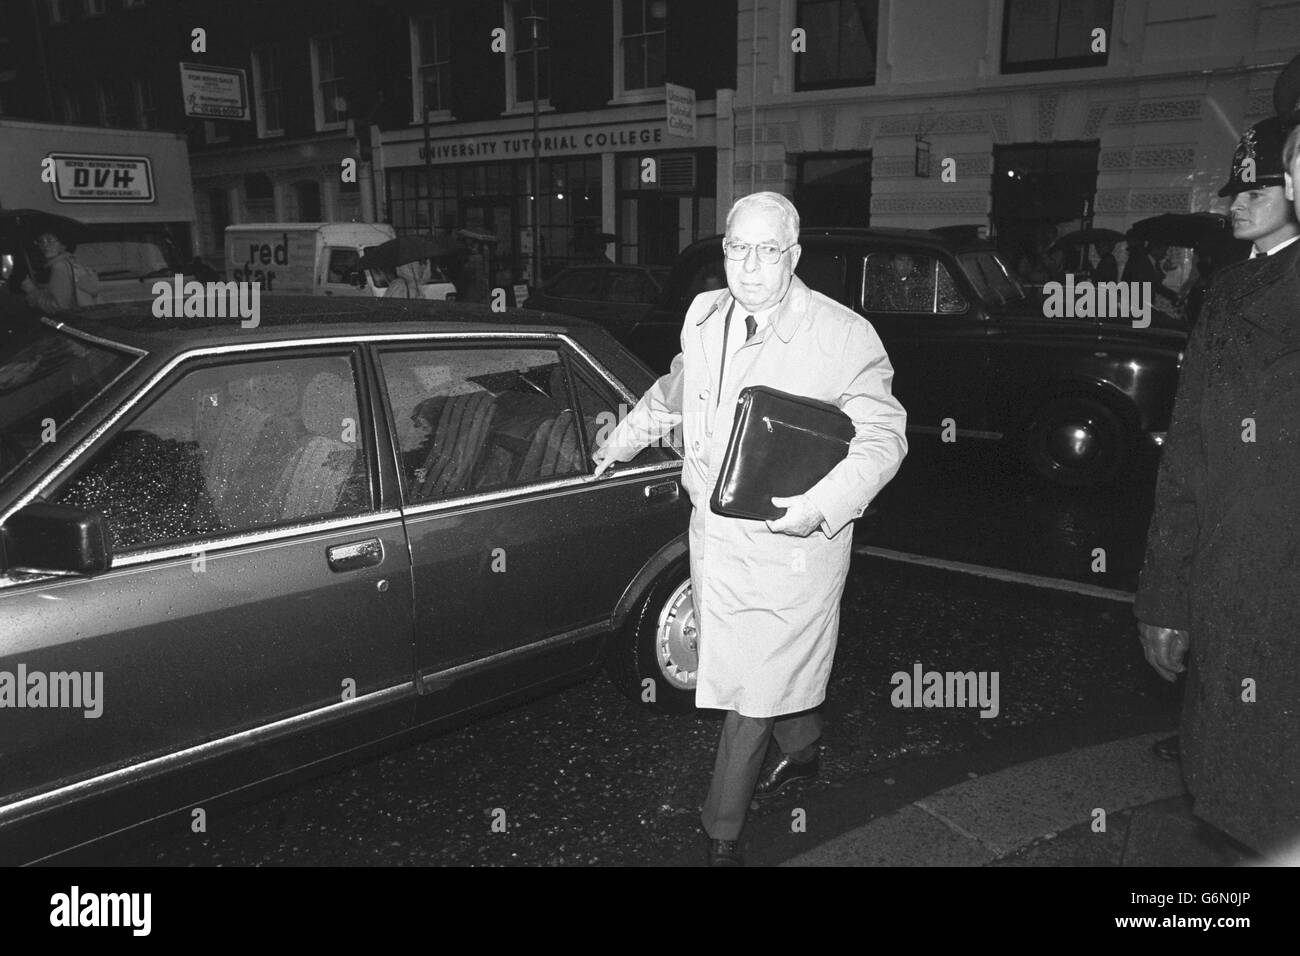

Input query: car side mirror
[1,502,111,574]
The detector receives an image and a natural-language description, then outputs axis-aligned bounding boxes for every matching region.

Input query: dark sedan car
[0,297,694,863]
[628,229,1187,486]
[525,264,669,337]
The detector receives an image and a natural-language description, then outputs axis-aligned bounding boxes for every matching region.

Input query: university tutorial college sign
[403,122,674,166]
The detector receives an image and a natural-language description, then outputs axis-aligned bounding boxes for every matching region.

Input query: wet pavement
[80,553,1181,866]
[68,434,1198,867]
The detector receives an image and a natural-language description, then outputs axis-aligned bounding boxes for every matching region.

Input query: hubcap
[654,579,697,691]
[1048,421,1099,465]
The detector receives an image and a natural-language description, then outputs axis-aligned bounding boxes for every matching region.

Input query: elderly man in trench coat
[594,191,907,865]
[1135,92,1300,859]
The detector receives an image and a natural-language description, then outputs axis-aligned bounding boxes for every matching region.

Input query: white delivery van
[224,222,457,300]
[0,119,200,302]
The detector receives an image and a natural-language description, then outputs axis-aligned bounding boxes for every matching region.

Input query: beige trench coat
[604,275,907,717]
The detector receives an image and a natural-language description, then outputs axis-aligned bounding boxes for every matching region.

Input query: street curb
[781,731,1186,866]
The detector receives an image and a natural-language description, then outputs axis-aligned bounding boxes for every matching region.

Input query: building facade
[374,0,737,283]
[733,0,1300,274]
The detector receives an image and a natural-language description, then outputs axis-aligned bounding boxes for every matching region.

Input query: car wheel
[609,560,698,713]
[1024,395,1131,487]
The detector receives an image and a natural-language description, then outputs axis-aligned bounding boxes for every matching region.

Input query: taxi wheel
[1024,395,1131,487]
[608,560,697,714]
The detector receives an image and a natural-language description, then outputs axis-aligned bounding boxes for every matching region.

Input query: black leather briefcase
[710,385,854,521]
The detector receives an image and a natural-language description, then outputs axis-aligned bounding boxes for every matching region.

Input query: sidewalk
[781,732,1265,867]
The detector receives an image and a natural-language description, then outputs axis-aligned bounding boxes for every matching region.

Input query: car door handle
[327,538,384,572]
[644,480,679,503]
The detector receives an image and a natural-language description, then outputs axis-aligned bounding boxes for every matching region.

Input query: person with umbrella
[21,228,80,312]
[1093,237,1119,282]
[1134,80,1300,859]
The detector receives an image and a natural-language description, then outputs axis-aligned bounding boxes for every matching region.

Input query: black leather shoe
[753,752,820,801]
[707,838,744,867]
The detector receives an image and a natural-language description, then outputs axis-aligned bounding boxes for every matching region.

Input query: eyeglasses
[722,239,795,264]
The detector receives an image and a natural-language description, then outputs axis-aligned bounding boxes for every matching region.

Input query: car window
[546,270,603,300]
[861,252,967,314]
[680,253,726,307]
[958,250,1025,308]
[51,355,370,552]
[0,327,137,484]
[571,365,678,468]
[326,248,359,284]
[605,270,654,304]
[380,346,586,503]
[796,249,849,304]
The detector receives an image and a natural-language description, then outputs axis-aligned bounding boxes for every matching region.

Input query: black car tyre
[609,559,698,714]
[1024,394,1132,487]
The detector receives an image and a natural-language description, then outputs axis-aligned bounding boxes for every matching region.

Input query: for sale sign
[49,153,155,203]
[179,62,249,120]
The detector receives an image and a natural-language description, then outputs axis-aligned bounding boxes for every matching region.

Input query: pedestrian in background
[20,230,97,312]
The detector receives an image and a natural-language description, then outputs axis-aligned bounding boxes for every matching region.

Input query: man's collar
[696,276,810,343]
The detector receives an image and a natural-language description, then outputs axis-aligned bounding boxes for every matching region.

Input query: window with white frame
[252,44,284,136]
[133,76,156,129]
[507,0,549,109]
[311,34,348,130]
[617,0,666,95]
[412,12,452,118]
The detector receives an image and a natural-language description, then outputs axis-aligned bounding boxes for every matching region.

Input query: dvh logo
[72,167,135,190]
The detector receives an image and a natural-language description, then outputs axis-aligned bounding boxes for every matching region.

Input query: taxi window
[861,252,967,314]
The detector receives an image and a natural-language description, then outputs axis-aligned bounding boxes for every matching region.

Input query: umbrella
[455,227,499,245]
[570,232,618,249]
[358,235,462,272]
[0,209,87,247]
[1126,213,1231,249]
[1049,228,1125,252]
[0,210,88,286]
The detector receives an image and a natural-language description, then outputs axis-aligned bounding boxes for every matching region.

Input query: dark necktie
[718,310,757,396]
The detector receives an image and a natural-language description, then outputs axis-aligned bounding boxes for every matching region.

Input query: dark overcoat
[1135,242,1300,855]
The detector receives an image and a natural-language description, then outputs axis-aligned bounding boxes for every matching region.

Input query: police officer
[1134,58,1300,859]
[1218,115,1299,258]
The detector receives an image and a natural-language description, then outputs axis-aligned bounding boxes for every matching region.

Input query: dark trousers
[700,709,823,840]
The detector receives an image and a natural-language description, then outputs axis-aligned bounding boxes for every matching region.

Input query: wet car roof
[51,296,600,355]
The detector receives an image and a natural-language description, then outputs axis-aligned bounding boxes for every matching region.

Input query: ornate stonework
[1037,93,1060,141]
[1108,99,1202,124]
[873,194,988,214]
[1082,103,1110,138]
[878,112,986,135]
[989,111,1010,144]
[820,107,838,150]
[1095,189,1192,214]
[1100,146,1196,170]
